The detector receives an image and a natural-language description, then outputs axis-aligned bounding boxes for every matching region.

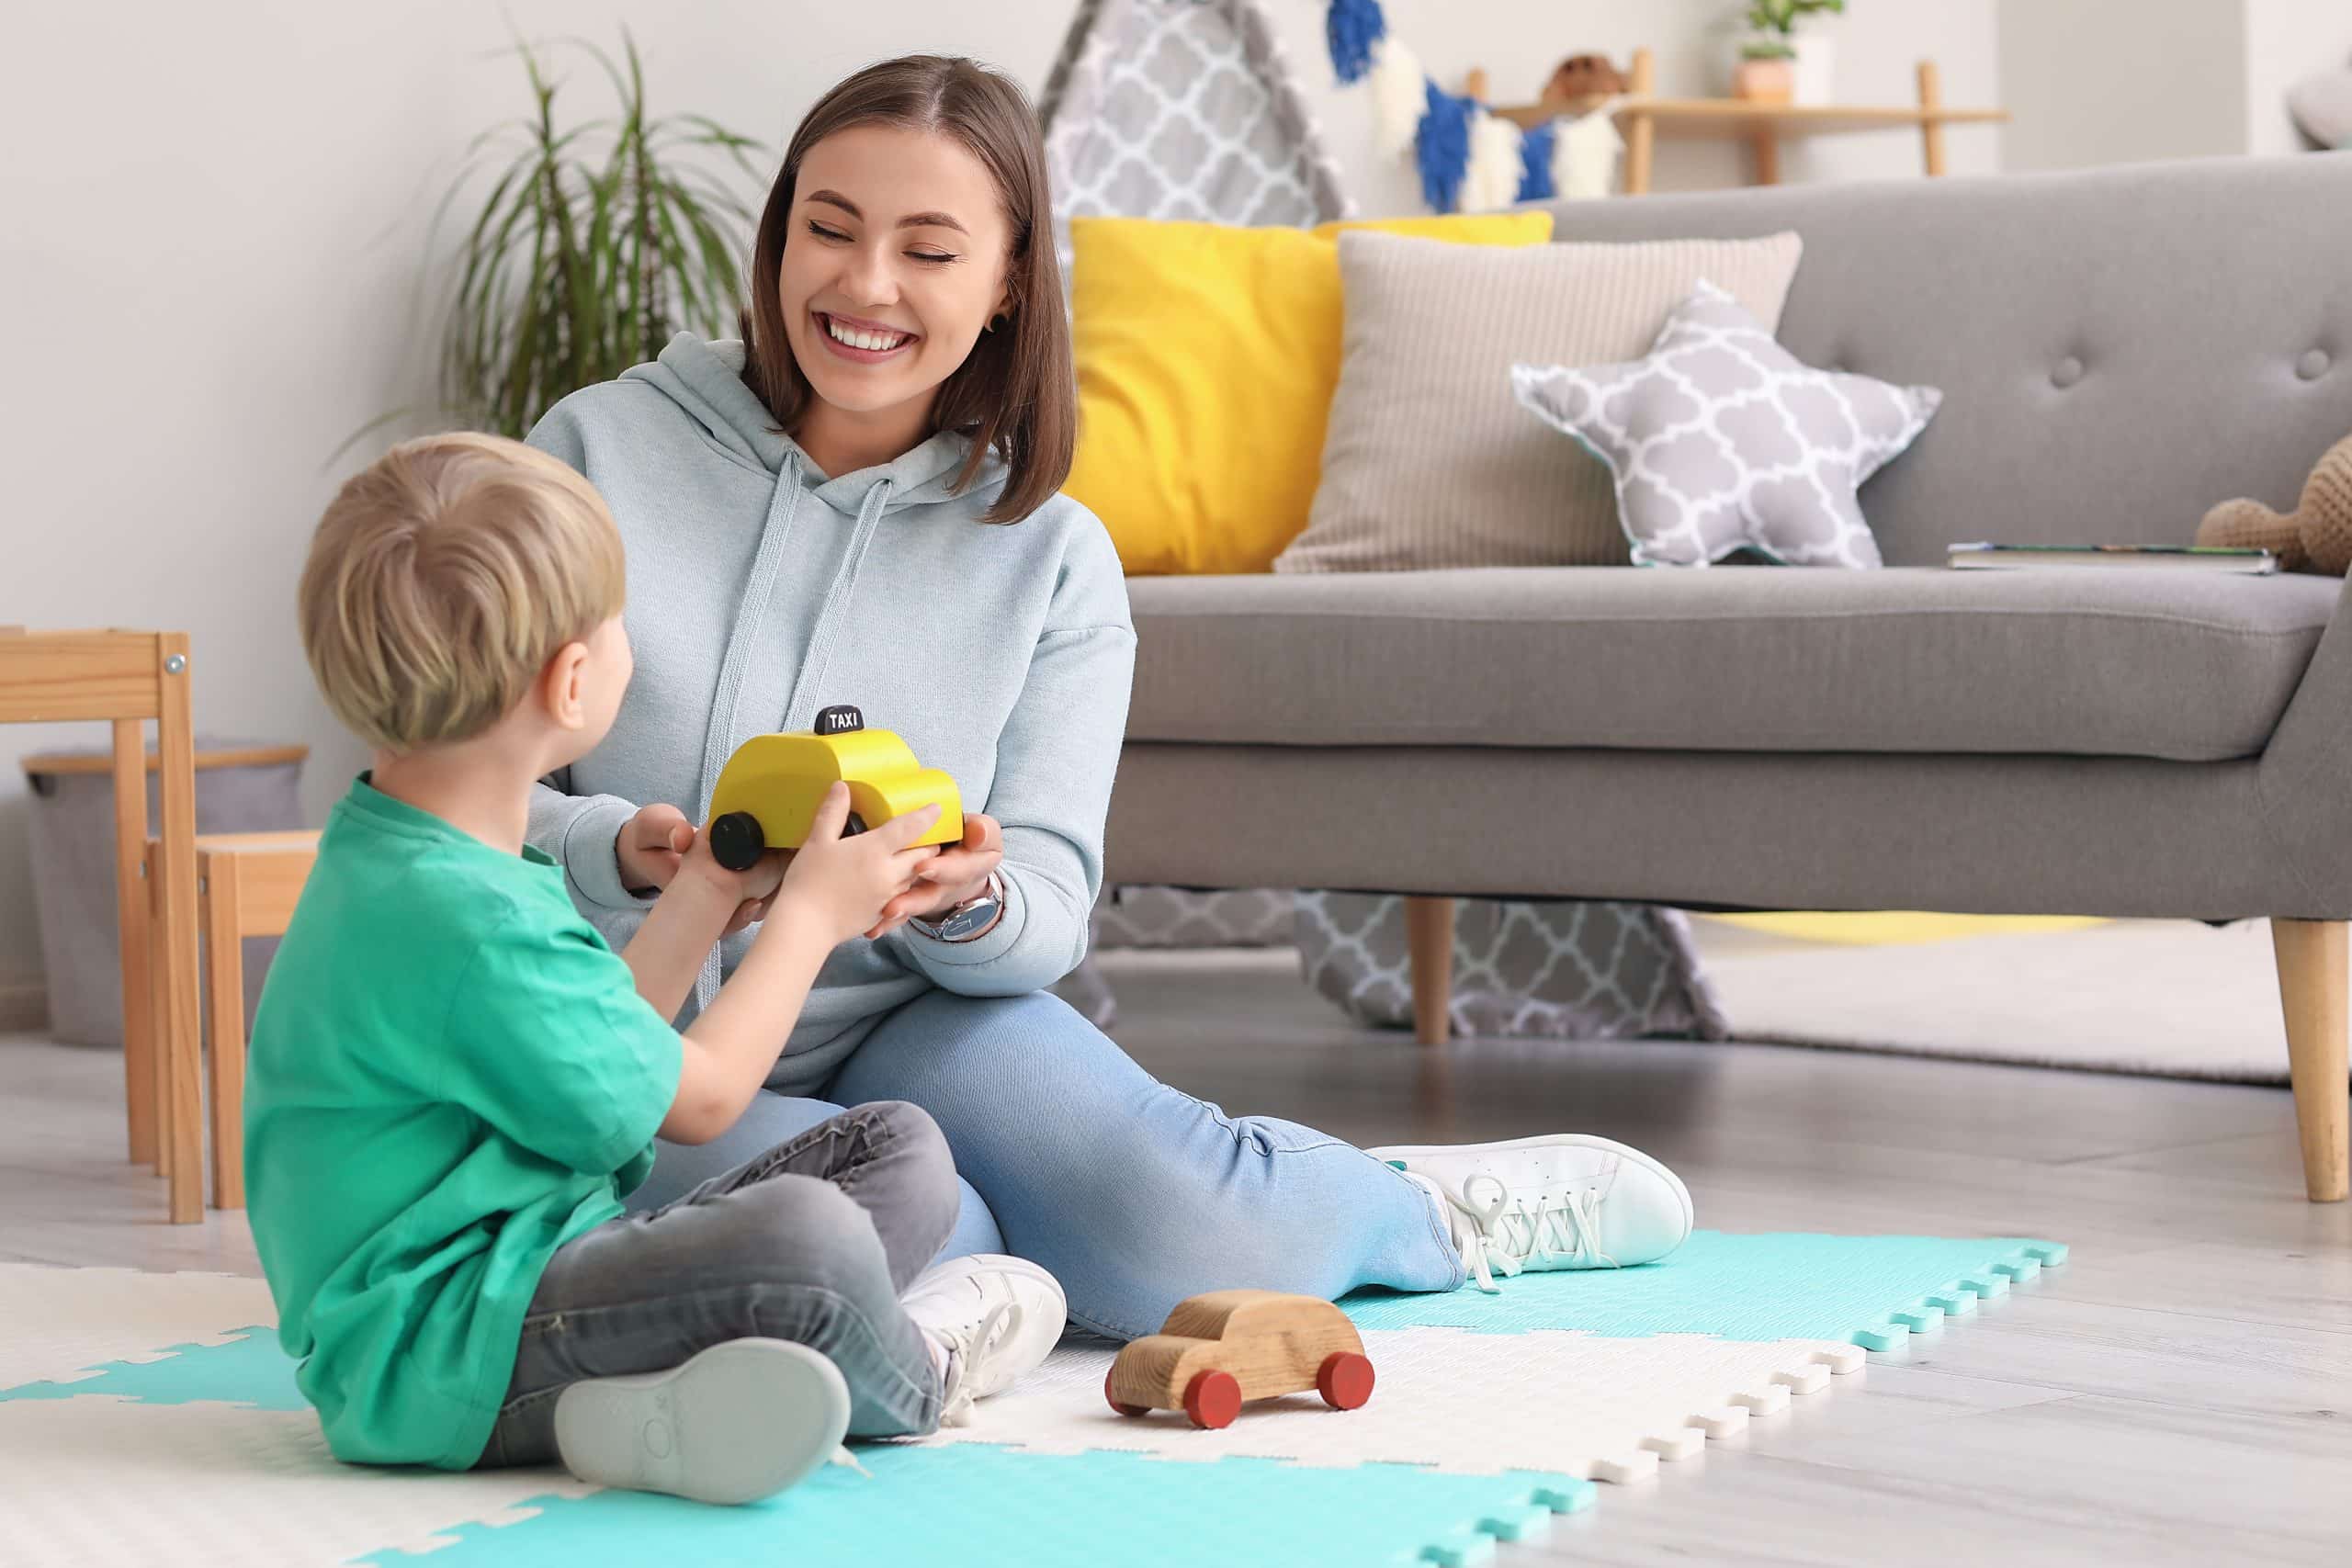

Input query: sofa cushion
[1511,282,1941,569]
[1275,228,1803,575]
[1125,567,2341,761]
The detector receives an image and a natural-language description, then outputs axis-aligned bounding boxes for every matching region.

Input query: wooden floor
[4,949,2348,1564]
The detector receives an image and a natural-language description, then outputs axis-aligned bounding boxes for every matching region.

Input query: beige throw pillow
[1276,228,1804,573]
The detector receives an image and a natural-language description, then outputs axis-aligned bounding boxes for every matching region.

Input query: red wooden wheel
[1317,1351,1375,1411]
[1182,1370,1241,1429]
[1103,1368,1148,1417]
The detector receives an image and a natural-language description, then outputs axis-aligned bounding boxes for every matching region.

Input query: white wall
[2002,0,2352,168]
[1999,0,2249,171]
[0,0,2004,1009]
[2244,0,2352,154]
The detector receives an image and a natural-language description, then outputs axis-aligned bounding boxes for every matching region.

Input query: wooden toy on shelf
[1104,1290,1376,1430]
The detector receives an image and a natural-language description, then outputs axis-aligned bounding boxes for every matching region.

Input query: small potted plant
[1734,0,1844,104]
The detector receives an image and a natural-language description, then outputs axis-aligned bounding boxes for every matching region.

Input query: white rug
[1694,918,2302,1083]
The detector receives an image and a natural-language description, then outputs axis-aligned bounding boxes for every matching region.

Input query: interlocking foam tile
[0,1396,599,1568]
[346,1448,1595,1568]
[910,1328,1863,1484]
[0,1262,277,1389]
[0,1325,300,1408]
[1341,1231,2069,1352]
[0,1230,2069,1566]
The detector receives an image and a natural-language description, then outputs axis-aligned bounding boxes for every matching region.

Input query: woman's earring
[988,312,1010,334]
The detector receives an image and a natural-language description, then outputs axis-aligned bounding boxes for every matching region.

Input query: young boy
[245,432,1064,1506]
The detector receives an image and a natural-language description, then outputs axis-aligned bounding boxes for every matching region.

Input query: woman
[527,54,1691,1341]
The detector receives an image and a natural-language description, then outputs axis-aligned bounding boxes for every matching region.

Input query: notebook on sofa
[1947,543,2278,575]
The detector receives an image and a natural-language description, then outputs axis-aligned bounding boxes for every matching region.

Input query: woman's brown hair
[740,55,1074,525]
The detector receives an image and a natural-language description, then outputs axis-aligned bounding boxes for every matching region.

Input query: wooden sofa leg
[1406,897,1455,1047]
[2271,918,2349,1202]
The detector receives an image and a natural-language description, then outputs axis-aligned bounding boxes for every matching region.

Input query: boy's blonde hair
[300,433,626,751]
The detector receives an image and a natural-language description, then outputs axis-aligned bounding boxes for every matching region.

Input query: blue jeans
[626,989,1464,1340]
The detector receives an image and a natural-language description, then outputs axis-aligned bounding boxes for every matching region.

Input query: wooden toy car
[1103,1290,1375,1430]
[704,705,963,871]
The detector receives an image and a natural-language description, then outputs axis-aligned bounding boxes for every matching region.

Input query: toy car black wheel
[842,812,867,837]
[708,812,765,872]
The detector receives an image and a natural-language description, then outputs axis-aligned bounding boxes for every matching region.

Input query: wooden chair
[0,628,204,1222]
[142,830,319,1210]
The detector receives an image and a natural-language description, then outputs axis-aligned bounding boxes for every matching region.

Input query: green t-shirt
[244,776,682,1469]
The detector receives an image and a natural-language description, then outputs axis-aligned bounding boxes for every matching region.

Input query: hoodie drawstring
[685,470,898,1018]
[687,456,807,1015]
[780,478,895,732]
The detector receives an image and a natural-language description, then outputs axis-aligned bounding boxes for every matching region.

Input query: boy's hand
[617,803,695,894]
[676,821,786,935]
[776,783,940,946]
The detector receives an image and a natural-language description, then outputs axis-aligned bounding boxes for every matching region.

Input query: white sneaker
[1372,1134,1695,1293]
[900,1254,1068,1427]
[551,1337,850,1506]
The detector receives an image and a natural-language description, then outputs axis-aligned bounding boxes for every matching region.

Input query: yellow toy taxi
[704,705,964,871]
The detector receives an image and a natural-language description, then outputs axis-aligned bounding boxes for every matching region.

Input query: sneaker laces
[1444,1173,1618,1293]
[933,1299,1020,1427]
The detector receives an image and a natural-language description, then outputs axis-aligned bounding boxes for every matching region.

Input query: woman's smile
[812,310,921,363]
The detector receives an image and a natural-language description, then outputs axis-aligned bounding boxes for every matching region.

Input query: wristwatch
[908,869,1005,943]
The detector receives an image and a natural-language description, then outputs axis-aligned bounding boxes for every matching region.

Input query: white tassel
[1461,110,1524,213]
[1554,105,1624,201]
[1368,36,1425,161]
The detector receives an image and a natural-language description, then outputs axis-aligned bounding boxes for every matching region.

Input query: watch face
[933,897,1001,941]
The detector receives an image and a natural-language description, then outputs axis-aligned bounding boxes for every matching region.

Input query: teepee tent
[1038,0,1354,273]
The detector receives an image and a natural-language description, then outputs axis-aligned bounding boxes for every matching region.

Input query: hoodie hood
[620,333,1001,515]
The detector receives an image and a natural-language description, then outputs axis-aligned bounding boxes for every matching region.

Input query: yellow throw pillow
[1067,211,1555,576]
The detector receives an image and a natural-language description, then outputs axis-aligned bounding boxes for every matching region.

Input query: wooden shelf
[1476,50,2003,194]
[1490,99,2007,137]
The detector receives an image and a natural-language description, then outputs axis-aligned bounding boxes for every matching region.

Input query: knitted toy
[2195,432,2352,575]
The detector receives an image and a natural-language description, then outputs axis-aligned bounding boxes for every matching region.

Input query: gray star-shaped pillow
[1510,281,1940,569]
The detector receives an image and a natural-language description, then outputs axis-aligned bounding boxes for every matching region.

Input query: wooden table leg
[200,851,248,1210]
[1917,61,1948,176]
[1750,128,1781,186]
[155,635,203,1224]
[112,719,156,1167]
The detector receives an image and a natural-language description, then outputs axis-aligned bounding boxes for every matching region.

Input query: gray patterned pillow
[1510,282,1940,569]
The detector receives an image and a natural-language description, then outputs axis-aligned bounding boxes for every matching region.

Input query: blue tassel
[1415,79,1473,212]
[1326,0,1385,85]
[1516,119,1557,202]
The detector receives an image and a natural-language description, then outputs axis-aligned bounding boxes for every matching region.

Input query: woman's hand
[779,784,944,946]
[617,803,694,894]
[868,812,1004,941]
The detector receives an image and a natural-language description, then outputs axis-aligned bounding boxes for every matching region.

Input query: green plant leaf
[339,27,768,452]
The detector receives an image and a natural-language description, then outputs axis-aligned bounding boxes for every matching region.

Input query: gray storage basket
[22,740,307,1047]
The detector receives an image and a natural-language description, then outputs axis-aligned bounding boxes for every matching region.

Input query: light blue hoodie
[525,333,1135,1098]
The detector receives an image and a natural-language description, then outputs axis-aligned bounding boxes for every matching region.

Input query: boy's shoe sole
[552,1337,850,1506]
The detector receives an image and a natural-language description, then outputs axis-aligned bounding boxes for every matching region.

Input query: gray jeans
[474,1100,956,1467]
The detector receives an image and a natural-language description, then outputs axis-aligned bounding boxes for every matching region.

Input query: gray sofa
[1102,152,2352,1202]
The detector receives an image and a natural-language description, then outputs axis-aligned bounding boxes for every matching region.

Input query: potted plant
[349,32,768,451]
[1734,0,1844,105]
